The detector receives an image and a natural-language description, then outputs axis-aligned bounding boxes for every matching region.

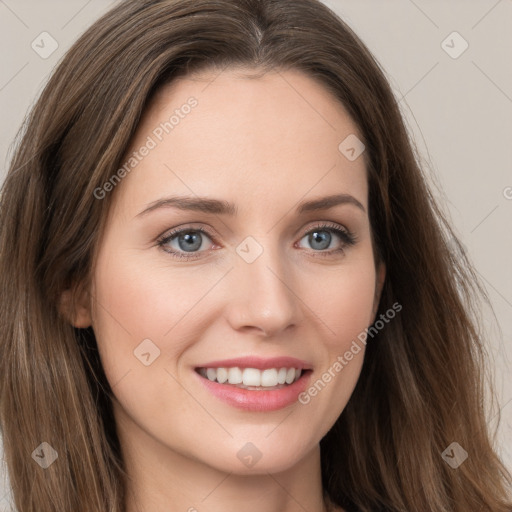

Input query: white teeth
[216,367,228,383]
[261,369,278,387]
[285,368,296,384]
[242,368,261,386]
[198,366,304,387]
[227,367,243,384]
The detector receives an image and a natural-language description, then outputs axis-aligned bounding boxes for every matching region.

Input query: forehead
[111,67,368,218]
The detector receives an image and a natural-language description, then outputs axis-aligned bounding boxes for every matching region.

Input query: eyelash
[156,222,358,261]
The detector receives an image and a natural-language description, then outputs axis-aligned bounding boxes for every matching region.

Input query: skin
[64,67,385,512]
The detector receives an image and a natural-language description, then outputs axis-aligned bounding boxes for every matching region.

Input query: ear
[58,282,92,328]
[371,261,386,320]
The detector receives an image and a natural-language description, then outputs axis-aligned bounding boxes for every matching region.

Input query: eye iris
[178,232,202,252]
[309,230,331,250]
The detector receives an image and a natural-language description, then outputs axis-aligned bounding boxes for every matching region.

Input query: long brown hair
[1,0,510,511]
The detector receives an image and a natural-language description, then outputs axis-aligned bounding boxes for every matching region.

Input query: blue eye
[297,224,357,255]
[156,223,357,261]
[157,228,214,259]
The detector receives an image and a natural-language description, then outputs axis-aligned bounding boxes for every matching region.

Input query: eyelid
[298,221,353,240]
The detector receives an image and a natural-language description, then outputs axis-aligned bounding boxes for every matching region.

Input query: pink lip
[194,356,313,371]
[193,368,313,412]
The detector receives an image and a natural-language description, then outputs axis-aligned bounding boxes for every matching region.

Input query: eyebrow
[135,193,366,218]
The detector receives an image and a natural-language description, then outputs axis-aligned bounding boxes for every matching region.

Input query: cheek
[295,262,376,422]
[304,254,376,384]
[89,249,216,430]
[89,247,217,382]
[311,257,377,349]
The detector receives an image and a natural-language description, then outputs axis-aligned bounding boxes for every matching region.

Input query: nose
[224,241,302,337]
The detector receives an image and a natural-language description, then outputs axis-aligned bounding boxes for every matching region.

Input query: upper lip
[195,356,313,371]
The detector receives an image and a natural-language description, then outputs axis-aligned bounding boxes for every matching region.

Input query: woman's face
[80,67,385,474]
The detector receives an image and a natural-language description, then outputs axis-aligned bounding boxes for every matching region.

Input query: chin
[192,433,318,476]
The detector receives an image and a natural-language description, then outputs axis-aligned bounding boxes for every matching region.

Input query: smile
[196,366,303,389]
[194,366,313,411]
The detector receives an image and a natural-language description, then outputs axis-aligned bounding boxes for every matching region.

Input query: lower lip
[194,369,313,412]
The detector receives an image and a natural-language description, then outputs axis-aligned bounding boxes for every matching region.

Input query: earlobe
[58,286,92,328]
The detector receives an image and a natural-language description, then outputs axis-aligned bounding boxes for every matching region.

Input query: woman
[0,0,510,511]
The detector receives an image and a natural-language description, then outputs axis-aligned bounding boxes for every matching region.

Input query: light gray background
[1,0,511,509]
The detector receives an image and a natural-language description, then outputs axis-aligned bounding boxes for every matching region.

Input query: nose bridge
[226,235,300,335]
